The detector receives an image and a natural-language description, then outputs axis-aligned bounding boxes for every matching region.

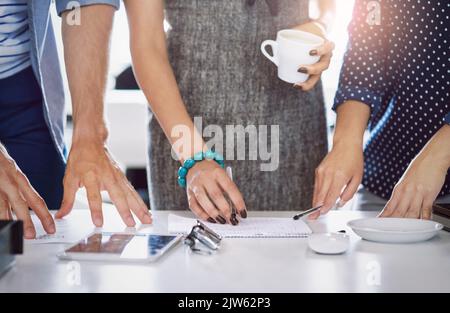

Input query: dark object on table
[115,66,139,90]
[0,221,23,278]
[126,168,149,207]
[432,204,450,232]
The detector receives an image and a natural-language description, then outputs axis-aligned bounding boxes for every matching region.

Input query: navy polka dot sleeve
[334,0,450,199]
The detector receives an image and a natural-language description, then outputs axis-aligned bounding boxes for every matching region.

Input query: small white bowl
[348,218,443,243]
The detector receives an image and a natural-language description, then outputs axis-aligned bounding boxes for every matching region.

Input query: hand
[55,141,152,227]
[0,145,55,238]
[379,126,450,219]
[186,160,246,225]
[293,21,335,91]
[310,141,364,219]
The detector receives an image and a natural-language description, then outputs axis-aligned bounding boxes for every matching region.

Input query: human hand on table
[0,144,55,239]
[186,160,246,225]
[310,141,364,220]
[379,125,450,219]
[55,141,152,227]
[292,21,335,91]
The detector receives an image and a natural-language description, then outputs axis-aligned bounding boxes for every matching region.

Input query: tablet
[57,232,182,263]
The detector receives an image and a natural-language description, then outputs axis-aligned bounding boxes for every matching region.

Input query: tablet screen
[65,233,179,260]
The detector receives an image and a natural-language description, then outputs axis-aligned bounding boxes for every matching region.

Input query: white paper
[168,214,312,238]
[25,215,80,245]
[25,233,72,244]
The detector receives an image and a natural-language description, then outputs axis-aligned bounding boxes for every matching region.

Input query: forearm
[316,0,336,29]
[417,124,450,169]
[293,0,336,42]
[333,100,371,148]
[131,44,205,163]
[61,4,115,145]
[125,0,204,163]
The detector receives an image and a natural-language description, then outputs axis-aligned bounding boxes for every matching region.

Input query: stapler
[0,220,23,278]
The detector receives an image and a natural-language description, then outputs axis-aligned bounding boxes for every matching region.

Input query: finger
[298,56,332,76]
[379,195,399,217]
[104,180,135,227]
[313,166,324,206]
[187,189,211,222]
[84,177,103,227]
[340,175,362,203]
[123,180,152,224]
[204,180,234,222]
[310,171,336,220]
[322,175,347,214]
[6,207,13,220]
[8,191,35,239]
[405,192,423,219]
[311,40,335,56]
[389,189,412,218]
[297,74,321,91]
[308,210,321,220]
[15,172,55,234]
[0,193,13,220]
[317,173,335,213]
[216,171,246,217]
[421,195,434,220]
[192,186,225,223]
[55,175,79,219]
[0,196,10,220]
[313,170,333,209]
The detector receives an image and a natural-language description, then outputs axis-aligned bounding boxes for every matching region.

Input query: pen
[226,166,239,226]
[292,205,323,220]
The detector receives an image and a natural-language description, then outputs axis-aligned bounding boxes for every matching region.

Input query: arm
[123,0,201,163]
[311,0,389,219]
[380,124,450,219]
[54,4,151,227]
[316,0,336,30]
[291,0,336,91]
[310,101,368,219]
[123,0,246,224]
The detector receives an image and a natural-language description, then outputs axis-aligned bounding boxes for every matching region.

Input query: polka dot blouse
[334,0,450,200]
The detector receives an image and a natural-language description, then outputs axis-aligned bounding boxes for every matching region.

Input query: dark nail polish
[240,209,248,219]
[293,84,303,90]
[217,216,227,224]
[298,67,308,74]
[230,214,239,226]
[309,50,318,56]
[207,217,216,224]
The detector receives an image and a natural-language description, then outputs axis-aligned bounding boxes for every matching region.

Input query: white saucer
[347,218,443,243]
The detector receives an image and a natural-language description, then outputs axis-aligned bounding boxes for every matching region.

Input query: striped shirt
[0,0,31,79]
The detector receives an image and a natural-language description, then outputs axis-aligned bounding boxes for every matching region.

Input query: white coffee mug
[261,29,324,84]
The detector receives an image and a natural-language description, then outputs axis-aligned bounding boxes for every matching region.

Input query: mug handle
[260,40,278,66]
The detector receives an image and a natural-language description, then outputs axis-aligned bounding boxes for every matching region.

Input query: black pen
[292,205,323,220]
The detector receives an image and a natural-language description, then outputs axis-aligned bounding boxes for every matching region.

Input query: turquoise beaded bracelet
[177,150,225,188]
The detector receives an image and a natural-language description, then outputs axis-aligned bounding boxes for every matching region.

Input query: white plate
[347,218,443,243]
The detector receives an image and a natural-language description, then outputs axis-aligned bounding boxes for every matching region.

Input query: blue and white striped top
[0,0,31,79]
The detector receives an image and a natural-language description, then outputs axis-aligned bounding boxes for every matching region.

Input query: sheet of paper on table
[168,214,312,238]
[25,214,84,244]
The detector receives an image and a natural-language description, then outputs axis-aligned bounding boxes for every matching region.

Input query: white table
[1,207,449,293]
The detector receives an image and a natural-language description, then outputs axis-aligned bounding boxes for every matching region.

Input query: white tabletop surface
[1,206,449,293]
